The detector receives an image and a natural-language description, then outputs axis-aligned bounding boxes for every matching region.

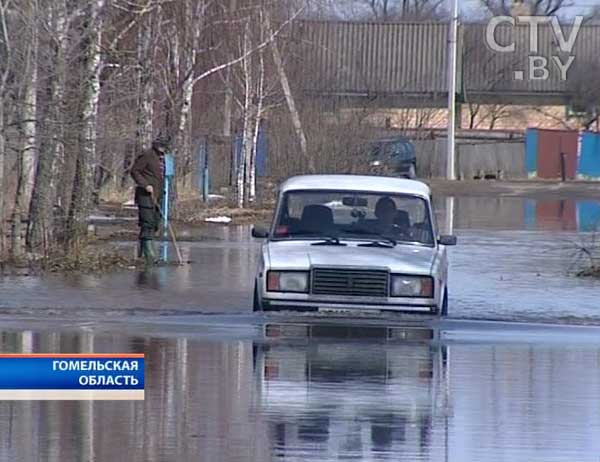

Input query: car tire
[253,283,263,312]
[440,290,448,317]
[407,163,417,179]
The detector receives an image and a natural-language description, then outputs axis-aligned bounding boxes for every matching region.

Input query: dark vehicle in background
[368,137,417,179]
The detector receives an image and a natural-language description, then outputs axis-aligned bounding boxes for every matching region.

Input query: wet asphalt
[1,195,600,461]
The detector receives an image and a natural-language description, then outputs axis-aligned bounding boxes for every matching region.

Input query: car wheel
[407,163,417,179]
[440,290,448,317]
[253,283,263,312]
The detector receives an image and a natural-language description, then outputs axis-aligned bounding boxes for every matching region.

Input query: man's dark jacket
[131,148,164,208]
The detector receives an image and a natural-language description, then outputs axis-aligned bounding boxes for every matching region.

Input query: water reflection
[254,324,449,461]
[135,269,162,290]
[433,196,600,232]
[3,324,600,461]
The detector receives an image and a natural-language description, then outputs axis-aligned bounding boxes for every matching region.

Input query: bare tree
[266,10,315,175]
[337,0,446,20]
[173,0,210,188]
[0,0,14,261]
[65,0,106,252]
[27,0,73,252]
[479,0,568,16]
[567,59,600,130]
[236,20,253,208]
[7,0,38,259]
[232,6,275,207]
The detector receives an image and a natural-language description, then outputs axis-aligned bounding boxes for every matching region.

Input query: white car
[252,175,456,316]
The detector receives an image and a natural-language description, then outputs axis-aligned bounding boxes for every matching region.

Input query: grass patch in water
[576,266,600,278]
[1,244,158,276]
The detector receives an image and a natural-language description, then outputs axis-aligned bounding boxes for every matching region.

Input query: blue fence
[525,128,539,178]
[578,201,600,232]
[579,132,600,179]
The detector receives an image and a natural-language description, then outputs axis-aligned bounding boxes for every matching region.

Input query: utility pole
[446,0,459,180]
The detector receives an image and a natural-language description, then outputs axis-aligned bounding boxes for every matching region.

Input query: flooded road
[2,321,600,461]
[1,194,600,461]
[0,196,598,324]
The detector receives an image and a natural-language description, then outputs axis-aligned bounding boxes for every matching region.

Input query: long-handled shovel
[151,193,184,265]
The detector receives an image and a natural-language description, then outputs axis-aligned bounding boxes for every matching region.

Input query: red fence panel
[536,129,578,179]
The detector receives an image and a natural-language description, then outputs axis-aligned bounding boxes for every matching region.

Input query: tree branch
[191,6,305,88]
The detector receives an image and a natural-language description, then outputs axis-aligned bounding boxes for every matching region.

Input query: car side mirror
[252,226,269,239]
[438,235,457,246]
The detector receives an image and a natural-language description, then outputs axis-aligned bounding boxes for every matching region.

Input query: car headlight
[267,271,309,293]
[370,160,382,167]
[391,275,433,298]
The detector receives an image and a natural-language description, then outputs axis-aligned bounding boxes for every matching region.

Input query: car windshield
[370,140,413,160]
[272,190,434,246]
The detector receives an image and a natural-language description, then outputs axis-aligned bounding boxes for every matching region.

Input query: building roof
[280,175,431,198]
[294,20,600,105]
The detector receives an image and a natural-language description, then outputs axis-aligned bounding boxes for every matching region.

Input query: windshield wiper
[287,230,347,246]
[311,236,347,246]
[357,240,396,248]
[342,228,397,247]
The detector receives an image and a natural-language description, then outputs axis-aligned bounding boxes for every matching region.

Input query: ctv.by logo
[485,16,584,81]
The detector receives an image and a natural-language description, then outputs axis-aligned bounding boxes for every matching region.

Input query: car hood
[267,240,435,275]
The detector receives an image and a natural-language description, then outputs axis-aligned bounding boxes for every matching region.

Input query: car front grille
[311,268,389,297]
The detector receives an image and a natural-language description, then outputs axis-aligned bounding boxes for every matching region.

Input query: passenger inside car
[297,204,334,235]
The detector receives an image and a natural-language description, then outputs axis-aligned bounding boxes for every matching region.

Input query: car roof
[280,175,431,198]
[370,137,411,144]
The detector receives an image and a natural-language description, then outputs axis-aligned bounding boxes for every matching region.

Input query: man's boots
[140,239,157,265]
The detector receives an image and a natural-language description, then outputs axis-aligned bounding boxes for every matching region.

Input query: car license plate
[318,307,353,314]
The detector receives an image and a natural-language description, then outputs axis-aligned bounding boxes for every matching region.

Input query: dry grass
[1,243,141,276]
[569,234,600,279]
[41,248,137,273]
[577,266,600,278]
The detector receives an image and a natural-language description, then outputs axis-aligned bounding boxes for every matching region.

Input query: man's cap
[152,135,170,151]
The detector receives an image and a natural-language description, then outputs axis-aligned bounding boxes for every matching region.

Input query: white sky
[461,0,598,18]
[320,0,599,21]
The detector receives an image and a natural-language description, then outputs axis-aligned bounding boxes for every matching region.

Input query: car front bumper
[262,294,440,314]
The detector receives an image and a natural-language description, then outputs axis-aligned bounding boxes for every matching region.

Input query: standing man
[131,136,168,264]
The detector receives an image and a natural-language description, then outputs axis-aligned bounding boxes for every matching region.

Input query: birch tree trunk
[66,0,105,252]
[248,38,266,205]
[11,0,38,259]
[177,73,193,188]
[175,0,206,189]
[126,7,156,188]
[0,0,10,261]
[237,22,253,208]
[138,12,155,151]
[222,0,237,138]
[267,14,314,173]
[28,0,68,252]
[11,143,28,259]
[0,97,4,260]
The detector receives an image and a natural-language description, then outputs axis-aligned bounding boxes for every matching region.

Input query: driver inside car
[374,196,408,235]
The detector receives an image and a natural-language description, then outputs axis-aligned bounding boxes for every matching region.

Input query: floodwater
[0,196,599,324]
[2,320,600,461]
[1,195,600,462]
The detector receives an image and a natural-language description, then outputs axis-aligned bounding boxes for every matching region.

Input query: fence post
[197,137,210,202]
[162,153,175,262]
